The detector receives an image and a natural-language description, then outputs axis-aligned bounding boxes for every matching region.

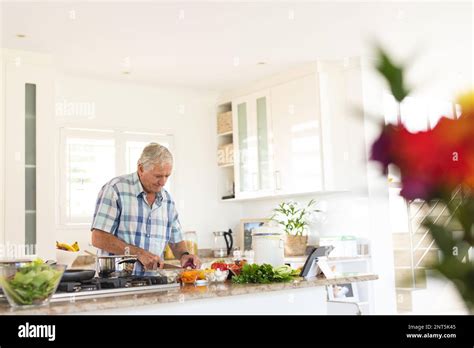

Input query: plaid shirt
[91,172,183,262]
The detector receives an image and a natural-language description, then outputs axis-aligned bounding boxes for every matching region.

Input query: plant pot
[284,235,308,256]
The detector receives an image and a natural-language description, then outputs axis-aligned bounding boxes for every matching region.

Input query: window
[59,128,174,225]
[383,91,459,130]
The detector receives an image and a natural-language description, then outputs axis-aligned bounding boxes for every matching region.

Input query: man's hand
[137,249,163,270]
[180,253,201,269]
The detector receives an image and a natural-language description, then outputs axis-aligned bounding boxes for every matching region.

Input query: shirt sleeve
[91,184,120,234]
[169,205,184,244]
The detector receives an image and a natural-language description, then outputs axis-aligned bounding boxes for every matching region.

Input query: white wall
[0,52,5,247]
[240,194,370,243]
[359,60,397,314]
[54,74,242,250]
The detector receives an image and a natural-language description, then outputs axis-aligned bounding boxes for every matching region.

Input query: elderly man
[91,142,200,270]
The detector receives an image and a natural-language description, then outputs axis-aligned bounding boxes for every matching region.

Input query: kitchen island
[0,273,377,315]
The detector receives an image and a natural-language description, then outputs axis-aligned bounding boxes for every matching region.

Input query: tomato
[211,262,228,271]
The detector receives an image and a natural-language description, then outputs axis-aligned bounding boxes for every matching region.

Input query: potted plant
[270,199,319,256]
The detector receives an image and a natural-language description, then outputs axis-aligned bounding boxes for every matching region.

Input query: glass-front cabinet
[232,90,274,198]
[222,61,367,201]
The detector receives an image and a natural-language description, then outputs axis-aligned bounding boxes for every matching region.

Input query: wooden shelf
[218,163,234,168]
[217,131,233,137]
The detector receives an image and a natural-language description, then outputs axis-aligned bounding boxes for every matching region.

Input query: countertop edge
[0,274,378,315]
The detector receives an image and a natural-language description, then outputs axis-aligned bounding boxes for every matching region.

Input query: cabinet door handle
[275,171,282,190]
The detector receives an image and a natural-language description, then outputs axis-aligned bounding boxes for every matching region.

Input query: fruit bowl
[0,260,66,309]
[180,270,199,284]
[205,269,228,283]
[55,249,80,269]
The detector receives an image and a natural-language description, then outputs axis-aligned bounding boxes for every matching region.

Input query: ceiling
[1,1,472,92]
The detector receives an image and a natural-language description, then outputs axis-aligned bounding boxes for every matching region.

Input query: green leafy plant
[371,45,474,313]
[270,199,319,236]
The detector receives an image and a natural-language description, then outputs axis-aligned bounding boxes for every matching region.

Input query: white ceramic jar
[252,225,285,267]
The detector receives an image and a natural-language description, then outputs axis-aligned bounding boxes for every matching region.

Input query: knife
[162,263,182,269]
[140,261,183,270]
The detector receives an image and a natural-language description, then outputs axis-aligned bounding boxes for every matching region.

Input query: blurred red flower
[371,91,474,200]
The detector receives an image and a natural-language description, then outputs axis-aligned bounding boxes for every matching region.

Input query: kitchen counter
[0,273,377,315]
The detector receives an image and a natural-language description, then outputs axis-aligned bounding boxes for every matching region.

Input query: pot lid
[97,254,138,259]
[251,225,283,236]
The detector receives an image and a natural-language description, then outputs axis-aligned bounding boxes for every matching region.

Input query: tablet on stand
[299,245,335,279]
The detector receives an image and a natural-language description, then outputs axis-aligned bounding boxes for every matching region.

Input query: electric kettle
[212,229,233,257]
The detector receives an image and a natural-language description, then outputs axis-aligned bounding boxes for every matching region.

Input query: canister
[251,225,284,267]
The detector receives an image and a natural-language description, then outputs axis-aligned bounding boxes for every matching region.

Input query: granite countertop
[0,273,378,315]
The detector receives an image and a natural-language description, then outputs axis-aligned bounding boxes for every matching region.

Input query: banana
[71,241,80,252]
[56,241,76,252]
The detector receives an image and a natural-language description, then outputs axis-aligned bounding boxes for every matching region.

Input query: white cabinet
[223,59,367,201]
[2,50,56,259]
[318,59,367,192]
[232,90,274,199]
[326,257,374,314]
[270,74,324,194]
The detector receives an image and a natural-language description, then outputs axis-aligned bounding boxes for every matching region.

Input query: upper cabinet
[270,74,324,195]
[221,59,367,200]
[317,59,367,192]
[232,90,274,198]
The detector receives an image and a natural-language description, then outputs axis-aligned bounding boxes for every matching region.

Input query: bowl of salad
[0,259,66,308]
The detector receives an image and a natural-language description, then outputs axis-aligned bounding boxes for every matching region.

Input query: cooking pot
[96,255,138,277]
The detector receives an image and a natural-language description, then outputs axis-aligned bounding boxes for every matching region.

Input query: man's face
[138,162,172,193]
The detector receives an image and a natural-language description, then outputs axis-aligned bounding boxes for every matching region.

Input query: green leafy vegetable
[0,259,63,305]
[232,264,299,284]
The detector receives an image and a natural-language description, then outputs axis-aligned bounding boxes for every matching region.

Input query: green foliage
[270,199,319,236]
[375,45,410,103]
[422,197,474,313]
[372,45,473,313]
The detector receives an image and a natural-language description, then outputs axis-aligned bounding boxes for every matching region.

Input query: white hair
[138,143,173,170]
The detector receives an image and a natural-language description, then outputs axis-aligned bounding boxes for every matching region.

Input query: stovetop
[57,275,169,293]
[49,275,181,302]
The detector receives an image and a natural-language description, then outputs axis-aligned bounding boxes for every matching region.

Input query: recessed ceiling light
[257,62,266,65]
[16,34,26,38]
[122,71,131,75]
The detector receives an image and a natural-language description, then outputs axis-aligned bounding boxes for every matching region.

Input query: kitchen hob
[51,275,181,302]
